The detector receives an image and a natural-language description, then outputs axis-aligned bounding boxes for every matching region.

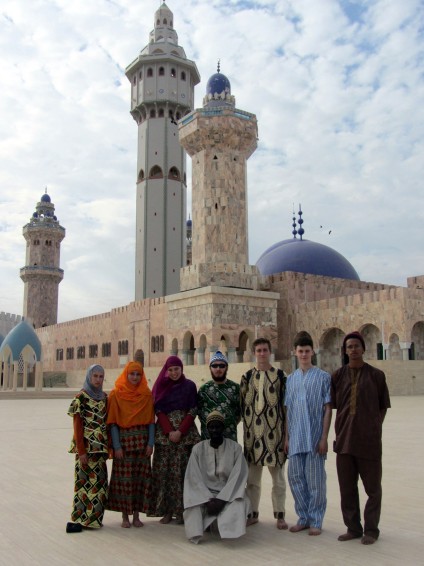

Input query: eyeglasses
[211,364,227,369]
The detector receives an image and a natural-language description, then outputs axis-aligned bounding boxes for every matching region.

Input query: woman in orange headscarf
[106,361,155,528]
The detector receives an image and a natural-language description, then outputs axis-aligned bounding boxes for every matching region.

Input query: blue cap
[209,350,228,366]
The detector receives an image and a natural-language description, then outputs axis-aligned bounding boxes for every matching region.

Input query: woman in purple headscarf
[148,356,200,524]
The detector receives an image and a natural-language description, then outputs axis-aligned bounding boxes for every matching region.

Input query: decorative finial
[298,204,304,241]
[292,205,297,239]
[45,186,48,194]
[217,59,220,73]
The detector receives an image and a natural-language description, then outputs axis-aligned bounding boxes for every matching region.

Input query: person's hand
[146,445,153,457]
[206,498,226,516]
[79,453,88,468]
[169,431,182,443]
[114,448,124,460]
[317,437,328,455]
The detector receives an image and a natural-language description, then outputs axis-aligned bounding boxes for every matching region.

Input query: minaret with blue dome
[20,190,65,328]
[179,64,258,290]
[126,1,200,299]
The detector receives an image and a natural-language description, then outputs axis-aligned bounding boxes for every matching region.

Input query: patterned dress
[240,367,287,466]
[106,425,152,514]
[68,391,108,528]
[197,379,241,441]
[149,409,200,519]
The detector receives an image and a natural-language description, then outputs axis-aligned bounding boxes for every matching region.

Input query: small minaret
[20,191,65,327]
[179,65,258,290]
[126,1,200,299]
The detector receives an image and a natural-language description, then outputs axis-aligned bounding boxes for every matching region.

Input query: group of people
[66,332,390,547]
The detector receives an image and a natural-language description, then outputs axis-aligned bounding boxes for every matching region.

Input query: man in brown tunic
[331,331,391,545]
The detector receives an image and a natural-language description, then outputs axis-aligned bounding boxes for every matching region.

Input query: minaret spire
[20,191,65,327]
[126,3,200,299]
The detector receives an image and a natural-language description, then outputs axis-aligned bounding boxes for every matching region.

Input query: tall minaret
[126,1,200,299]
[20,191,65,327]
[179,67,258,290]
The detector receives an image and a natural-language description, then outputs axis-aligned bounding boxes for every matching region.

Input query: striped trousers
[288,452,327,529]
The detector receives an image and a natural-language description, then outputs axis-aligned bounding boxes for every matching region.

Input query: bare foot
[121,516,131,528]
[159,513,173,524]
[289,524,309,533]
[338,532,362,541]
[309,527,322,536]
[277,518,288,530]
[133,517,144,528]
[246,516,259,527]
[361,535,377,545]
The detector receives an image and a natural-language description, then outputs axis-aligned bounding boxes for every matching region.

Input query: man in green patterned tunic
[197,351,241,442]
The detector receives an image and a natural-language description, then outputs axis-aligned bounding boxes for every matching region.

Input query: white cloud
[0,0,423,322]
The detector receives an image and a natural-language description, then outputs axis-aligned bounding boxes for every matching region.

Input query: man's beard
[211,369,227,382]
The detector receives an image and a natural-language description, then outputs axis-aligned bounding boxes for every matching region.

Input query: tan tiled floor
[0,395,423,566]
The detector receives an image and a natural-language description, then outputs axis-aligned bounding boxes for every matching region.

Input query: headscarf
[82,364,106,401]
[107,361,155,428]
[152,356,197,414]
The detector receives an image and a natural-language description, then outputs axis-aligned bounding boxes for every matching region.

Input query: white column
[12,362,19,391]
[399,342,412,361]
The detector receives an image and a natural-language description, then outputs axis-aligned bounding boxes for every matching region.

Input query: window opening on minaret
[149,165,163,178]
[213,155,218,160]
[158,108,164,117]
[150,109,156,118]
[171,68,176,77]
[163,18,167,25]
[215,203,218,210]
[169,166,180,179]
[137,169,145,182]
[139,71,142,80]
[147,68,153,77]
[159,66,165,76]
[176,111,181,120]
[181,71,186,81]
[133,76,136,85]
[169,109,174,118]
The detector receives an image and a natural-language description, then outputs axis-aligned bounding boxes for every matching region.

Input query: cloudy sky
[1,0,423,323]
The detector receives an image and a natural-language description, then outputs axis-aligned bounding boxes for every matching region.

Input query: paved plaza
[0,394,423,566]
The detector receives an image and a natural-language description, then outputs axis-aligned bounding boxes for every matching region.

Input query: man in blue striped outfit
[284,332,332,535]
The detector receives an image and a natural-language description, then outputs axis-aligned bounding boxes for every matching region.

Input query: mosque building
[1,2,423,394]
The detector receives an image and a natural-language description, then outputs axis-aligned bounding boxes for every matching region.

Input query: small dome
[0,320,42,361]
[256,238,360,280]
[33,212,38,218]
[41,193,51,203]
[206,72,231,97]
[186,218,192,227]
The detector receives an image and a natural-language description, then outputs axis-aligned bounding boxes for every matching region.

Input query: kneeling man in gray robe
[183,410,251,544]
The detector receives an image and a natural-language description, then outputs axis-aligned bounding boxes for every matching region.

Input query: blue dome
[256,238,360,280]
[41,193,51,203]
[0,320,42,361]
[33,212,38,218]
[206,72,231,97]
[186,218,192,227]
